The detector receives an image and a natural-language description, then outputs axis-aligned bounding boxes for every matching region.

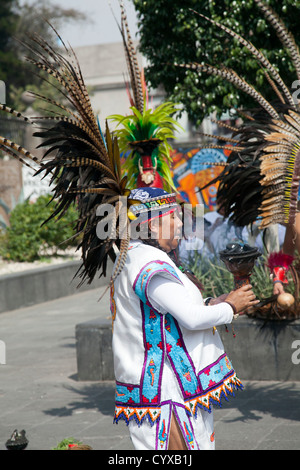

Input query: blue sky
[19,0,139,47]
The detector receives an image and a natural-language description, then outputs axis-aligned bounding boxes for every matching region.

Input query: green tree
[0,1,24,95]
[0,0,90,108]
[133,0,300,125]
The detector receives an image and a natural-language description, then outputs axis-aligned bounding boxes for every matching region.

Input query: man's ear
[148,219,159,235]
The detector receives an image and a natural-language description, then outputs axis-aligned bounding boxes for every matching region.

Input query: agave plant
[186,250,275,300]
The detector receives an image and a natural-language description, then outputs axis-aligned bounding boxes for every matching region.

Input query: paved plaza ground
[0,286,299,451]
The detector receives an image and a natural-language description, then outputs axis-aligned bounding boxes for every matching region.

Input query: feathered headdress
[0,22,141,286]
[0,105,38,169]
[0,5,181,288]
[179,0,300,229]
[108,1,181,193]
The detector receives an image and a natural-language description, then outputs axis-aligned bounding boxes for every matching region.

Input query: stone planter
[219,316,300,382]
[0,260,112,313]
[75,315,300,382]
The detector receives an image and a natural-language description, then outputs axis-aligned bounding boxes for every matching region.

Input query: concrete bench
[219,316,300,381]
[75,317,113,381]
[0,260,112,313]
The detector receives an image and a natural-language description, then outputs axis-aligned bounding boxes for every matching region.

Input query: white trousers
[128,402,215,451]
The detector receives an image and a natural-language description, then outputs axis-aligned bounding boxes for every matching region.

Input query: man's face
[150,208,183,252]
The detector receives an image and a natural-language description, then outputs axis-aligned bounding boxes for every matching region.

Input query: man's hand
[273,282,285,296]
[224,284,260,314]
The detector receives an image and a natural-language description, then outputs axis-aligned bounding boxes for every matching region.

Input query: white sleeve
[147,275,233,330]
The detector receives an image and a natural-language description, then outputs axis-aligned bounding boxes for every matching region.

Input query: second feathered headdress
[108,1,182,193]
[180,0,300,230]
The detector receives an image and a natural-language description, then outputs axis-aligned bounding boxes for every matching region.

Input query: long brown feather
[254,0,300,82]
[179,62,280,119]
[191,10,295,108]
[116,0,144,113]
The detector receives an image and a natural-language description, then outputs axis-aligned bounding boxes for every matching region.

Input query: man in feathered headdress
[0,1,259,451]
[111,184,258,450]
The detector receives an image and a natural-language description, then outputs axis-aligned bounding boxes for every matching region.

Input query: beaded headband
[128,193,178,220]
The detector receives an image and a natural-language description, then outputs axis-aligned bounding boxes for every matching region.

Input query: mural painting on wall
[171,147,232,209]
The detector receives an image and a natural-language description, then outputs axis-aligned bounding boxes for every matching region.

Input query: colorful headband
[127,188,178,221]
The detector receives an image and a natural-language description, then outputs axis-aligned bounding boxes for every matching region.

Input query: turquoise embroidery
[157,406,170,450]
[133,260,182,305]
[113,260,242,428]
[134,261,183,405]
[115,383,140,404]
[134,261,202,403]
[141,305,164,405]
[158,418,168,448]
[174,405,197,450]
[198,354,234,392]
[165,314,202,399]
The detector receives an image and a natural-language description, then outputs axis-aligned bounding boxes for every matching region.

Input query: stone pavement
[0,285,300,451]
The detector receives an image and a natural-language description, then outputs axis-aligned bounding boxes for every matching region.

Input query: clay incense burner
[219,242,261,289]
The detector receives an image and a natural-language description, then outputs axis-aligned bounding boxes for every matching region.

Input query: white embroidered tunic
[110,240,243,450]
